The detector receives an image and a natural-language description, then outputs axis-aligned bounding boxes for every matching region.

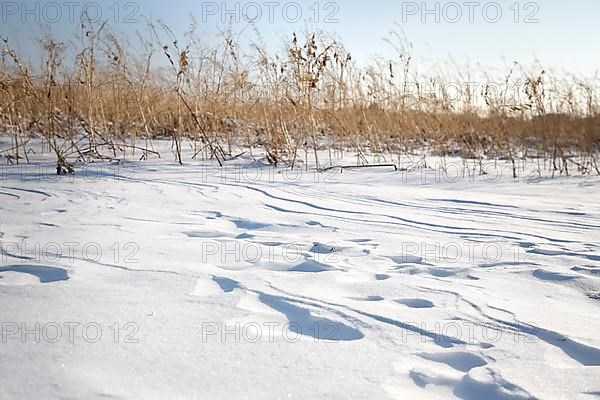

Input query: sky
[1,0,599,76]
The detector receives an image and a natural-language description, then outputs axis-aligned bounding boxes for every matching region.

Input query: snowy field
[1,142,600,399]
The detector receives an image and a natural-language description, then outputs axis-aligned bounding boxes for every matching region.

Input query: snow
[1,142,600,399]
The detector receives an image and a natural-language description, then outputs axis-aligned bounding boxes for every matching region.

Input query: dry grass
[1,20,599,176]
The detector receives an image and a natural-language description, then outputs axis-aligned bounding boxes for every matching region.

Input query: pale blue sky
[2,0,599,75]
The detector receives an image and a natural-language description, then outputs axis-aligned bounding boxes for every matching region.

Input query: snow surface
[1,143,600,399]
